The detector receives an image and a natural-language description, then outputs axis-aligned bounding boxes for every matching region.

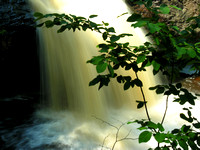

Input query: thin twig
[93,116,137,150]
[112,128,137,150]
[135,72,151,121]
[92,116,118,130]
[101,134,111,150]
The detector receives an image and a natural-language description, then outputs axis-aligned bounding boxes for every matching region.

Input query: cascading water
[25,0,159,149]
[29,0,159,118]
[2,0,199,150]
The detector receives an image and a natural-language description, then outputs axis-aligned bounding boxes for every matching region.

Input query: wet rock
[0,0,34,28]
[182,76,200,94]
[0,0,40,97]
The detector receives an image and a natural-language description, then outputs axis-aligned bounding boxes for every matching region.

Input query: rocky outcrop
[0,0,34,28]
[0,0,40,97]
[126,0,200,30]
[154,0,200,30]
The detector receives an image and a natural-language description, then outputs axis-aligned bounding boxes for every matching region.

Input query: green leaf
[193,123,200,128]
[98,44,109,53]
[172,129,179,134]
[180,113,193,123]
[102,21,109,26]
[179,91,196,105]
[134,79,143,87]
[89,76,101,86]
[53,18,61,25]
[45,20,54,28]
[89,14,98,18]
[107,27,115,33]
[136,101,145,109]
[98,75,110,90]
[137,55,146,64]
[149,85,159,90]
[139,131,152,143]
[157,123,165,132]
[125,64,132,70]
[188,132,196,139]
[147,121,158,129]
[127,13,142,22]
[154,37,160,45]
[147,0,152,7]
[102,32,108,40]
[138,126,148,131]
[34,12,44,18]
[87,56,104,65]
[113,64,120,70]
[132,21,148,28]
[172,26,180,31]
[117,75,123,83]
[96,63,107,73]
[57,25,68,33]
[109,57,119,64]
[177,47,187,58]
[188,140,198,150]
[137,102,144,109]
[156,86,165,94]
[180,113,188,121]
[44,13,58,18]
[170,5,182,11]
[187,49,197,58]
[90,21,97,27]
[181,125,190,133]
[154,132,166,143]
[124,76,131,82]
[108,64,114,77]
[82,23,89,31]
[36,23,44,27]
[119,33,133,37]
[152,60,161,71]
[178,139,188,150]
[127,120,137,124]
[197,136,200,146]
[110,35,120,42]
[160,5,170,14]
[147,23,162,33]
[124,81,131,90]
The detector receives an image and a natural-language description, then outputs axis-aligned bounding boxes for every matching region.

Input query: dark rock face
[0,2,40,149]
[0,0,40,97]
[0,0,34,27]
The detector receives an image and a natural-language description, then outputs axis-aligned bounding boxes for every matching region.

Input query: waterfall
[1,1,199,150]
[24,0,162,149]
[29,0,158,118]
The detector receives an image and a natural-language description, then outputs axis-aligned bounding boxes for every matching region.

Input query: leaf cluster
[128,115,200,150]
[127,0,200,79]
[149,83,197,105]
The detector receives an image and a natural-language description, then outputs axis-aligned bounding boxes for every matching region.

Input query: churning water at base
[2,0,199,149]
[3,100,199,150]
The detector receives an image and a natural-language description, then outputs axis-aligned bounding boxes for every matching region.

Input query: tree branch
[93,116,137,150]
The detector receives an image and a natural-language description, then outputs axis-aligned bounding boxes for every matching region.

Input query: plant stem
[161,95,169,124]
[135,72,151,121]
[161,44,175,124]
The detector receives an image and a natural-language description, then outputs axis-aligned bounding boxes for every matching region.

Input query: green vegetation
[34,0,200,149]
